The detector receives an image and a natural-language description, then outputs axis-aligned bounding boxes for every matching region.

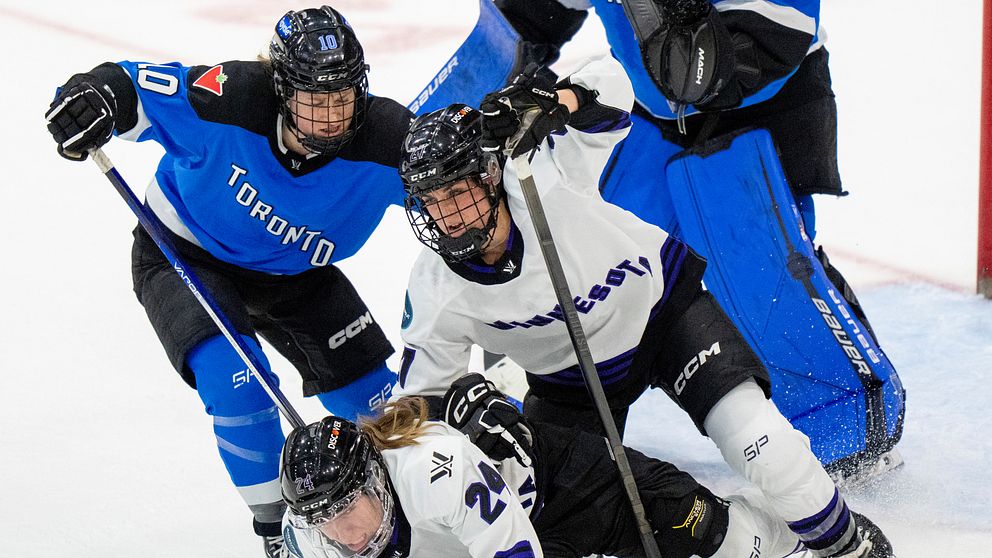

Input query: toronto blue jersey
[587,0,823,119]
[108,60,412,274]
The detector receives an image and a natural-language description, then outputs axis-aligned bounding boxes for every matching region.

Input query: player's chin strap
[502,110,664,558]
[88,148,307,429]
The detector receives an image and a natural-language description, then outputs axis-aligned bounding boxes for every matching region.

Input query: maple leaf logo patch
[192,64,228,96]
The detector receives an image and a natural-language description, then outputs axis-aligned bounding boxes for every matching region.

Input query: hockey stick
[504,118,662,558]
[88,148,306,430]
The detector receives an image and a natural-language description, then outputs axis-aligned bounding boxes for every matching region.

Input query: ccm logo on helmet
[407,168,438,183]
[301,498,330,512]
[329,312,374,349]
[674,342,721,396]
[316,71,350,82]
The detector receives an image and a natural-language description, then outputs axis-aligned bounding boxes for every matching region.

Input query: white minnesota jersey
[282,422,541,558]
[396,56,694,399]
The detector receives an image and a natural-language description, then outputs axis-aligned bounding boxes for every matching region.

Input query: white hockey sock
[710,487,803,558]
[703,379,837,524]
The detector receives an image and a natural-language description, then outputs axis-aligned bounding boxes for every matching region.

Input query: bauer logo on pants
[329,312,374,349]
[674,342,721,396]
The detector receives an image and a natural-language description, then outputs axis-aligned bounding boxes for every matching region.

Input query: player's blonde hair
[359,396,437,450]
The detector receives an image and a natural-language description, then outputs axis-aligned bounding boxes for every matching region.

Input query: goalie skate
[828,449,905,489]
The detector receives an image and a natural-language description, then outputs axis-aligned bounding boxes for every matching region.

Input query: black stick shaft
[511,155,662,558]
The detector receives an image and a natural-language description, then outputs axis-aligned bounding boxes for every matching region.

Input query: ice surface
[1,1,988,556]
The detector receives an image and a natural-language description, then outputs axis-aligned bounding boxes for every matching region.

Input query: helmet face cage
[287,459,394,558]
[270,6,370,155]
[404,160,503,262]
[400,105,505,262]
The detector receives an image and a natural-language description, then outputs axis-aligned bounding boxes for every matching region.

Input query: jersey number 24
[465,461,507,525]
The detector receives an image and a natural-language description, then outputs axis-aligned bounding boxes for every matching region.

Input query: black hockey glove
[443,373,534,468]
[45,75,117,162]
[480,64,569,158]
[638,0,741,110]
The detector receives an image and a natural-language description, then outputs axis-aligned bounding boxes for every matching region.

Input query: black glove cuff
[73,62,138,134]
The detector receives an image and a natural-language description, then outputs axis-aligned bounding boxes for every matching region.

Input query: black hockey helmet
[281,416,394,558]
[269,6,370,154]
[400,104,504,262]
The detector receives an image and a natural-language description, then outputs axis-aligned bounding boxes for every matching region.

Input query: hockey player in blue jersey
[44,6,411,556]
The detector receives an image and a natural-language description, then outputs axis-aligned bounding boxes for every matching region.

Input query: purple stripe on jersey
[580,112,632,133]
[536,348,637,386]
[564,347,637,373]
[547,349,637,379]
[463,260,498,273]
[534,368,630,386]
[398,347,416,388]
[494,540,537,558]
[649,238,688,320]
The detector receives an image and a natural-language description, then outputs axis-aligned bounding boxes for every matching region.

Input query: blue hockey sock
[314,362,397,421]
[188,334,286,523]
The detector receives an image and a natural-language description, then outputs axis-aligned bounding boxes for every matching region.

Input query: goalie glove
[626,0,756,133]
[443,373,534,468]
[646,1,739,108]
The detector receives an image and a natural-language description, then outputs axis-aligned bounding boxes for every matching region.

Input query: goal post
[980,0,992,297]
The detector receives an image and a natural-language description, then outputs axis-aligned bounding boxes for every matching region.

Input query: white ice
[0,1,989,556]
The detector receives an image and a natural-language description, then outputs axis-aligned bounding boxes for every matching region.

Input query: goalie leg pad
[408,0,520,114]
[665,129,905,471]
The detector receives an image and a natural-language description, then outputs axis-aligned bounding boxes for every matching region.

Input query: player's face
[421,177,493,238]
[316,493,384,552]
[290,87,357,139]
